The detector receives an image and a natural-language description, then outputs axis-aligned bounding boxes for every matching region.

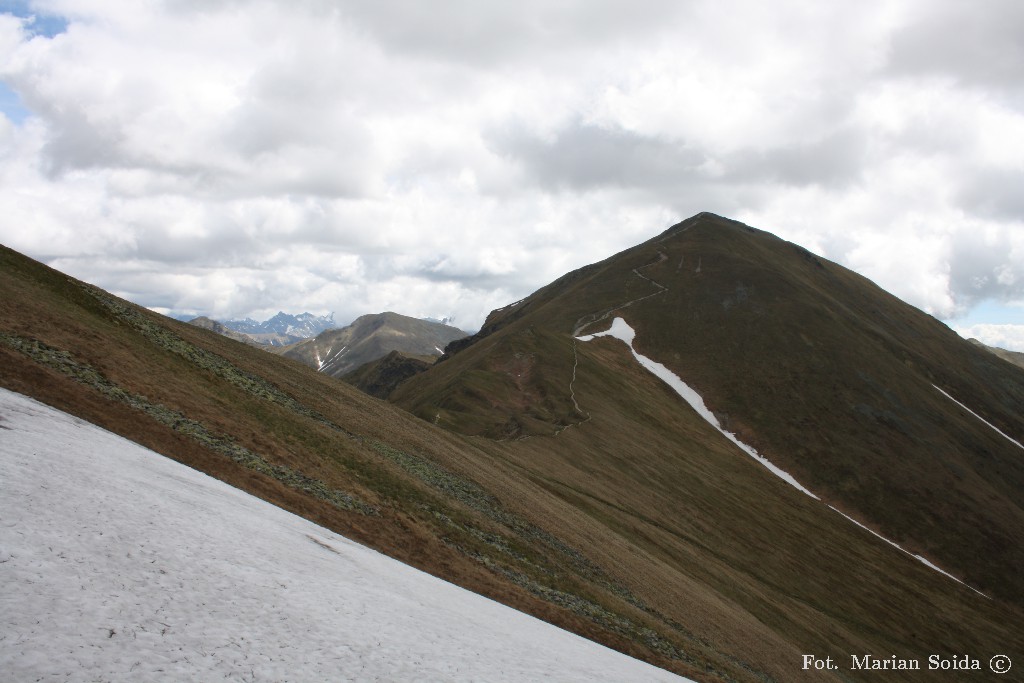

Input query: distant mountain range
[207,311,338,346]
[185,312,468,393]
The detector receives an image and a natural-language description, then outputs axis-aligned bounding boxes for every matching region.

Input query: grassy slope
[4,237,1023,682]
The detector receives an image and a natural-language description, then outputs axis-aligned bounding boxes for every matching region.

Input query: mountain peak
[392,214,1024,604]
[220,311,337,344]
[652,211,757,242]
[277,311,468,380]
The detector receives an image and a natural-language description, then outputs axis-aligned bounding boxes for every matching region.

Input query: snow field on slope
[0,388,691,683]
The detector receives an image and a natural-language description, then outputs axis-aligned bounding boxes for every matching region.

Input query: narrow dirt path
[570,252,669,338]
[557,250,673,435]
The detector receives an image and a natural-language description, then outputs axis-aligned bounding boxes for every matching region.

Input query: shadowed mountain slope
[393,212,1024,606]
[276,311,467,379]
[3,227,1023,682]
[342,350,433,399]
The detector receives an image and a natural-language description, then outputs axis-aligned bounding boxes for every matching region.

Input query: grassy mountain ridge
[3,229,1023,682]
[394,212,1024,606]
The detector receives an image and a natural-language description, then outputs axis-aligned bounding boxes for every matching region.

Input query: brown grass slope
[3,235,1023,683]
[275,311,467,378]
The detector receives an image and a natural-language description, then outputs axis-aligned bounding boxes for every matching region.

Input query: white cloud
[953,324,1024,353]
[0,0,1022,331]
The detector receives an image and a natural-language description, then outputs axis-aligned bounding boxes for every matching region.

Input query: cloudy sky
[1,0,1023,348]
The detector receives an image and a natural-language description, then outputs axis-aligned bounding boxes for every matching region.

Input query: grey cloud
[130,226,249,266]
[489,121,706,193]
[956,169,1024,221]
[488,120,866,208]
[358,253,528,292]
[337,0,689,65]
[887,0,1024,91]
[723,129,868,189]
[29,100,126,175]
[948,229,1024,309]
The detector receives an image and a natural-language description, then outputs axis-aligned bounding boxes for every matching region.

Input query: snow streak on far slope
[578,318,819,499]
[577,318,984,594]
[0,388,692,683]
[318,345,348,372]
[827,506,987,598]
[933,384,1024,450]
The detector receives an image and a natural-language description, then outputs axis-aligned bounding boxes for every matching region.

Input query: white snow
[434,346,445,355]
[932,384,1024,450]
[0,388,690,682]
[318,345,348,372]
[578,318,819,499]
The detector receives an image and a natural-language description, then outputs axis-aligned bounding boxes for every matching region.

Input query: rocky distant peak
[220,312,336,342]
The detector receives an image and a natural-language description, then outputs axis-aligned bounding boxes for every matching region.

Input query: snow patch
[932,384,1024,450]
[0,388,691,682]
[578,318,818,499]
[320,345,348,371]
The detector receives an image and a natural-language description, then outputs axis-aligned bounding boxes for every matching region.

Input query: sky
[1,1,1022,349]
